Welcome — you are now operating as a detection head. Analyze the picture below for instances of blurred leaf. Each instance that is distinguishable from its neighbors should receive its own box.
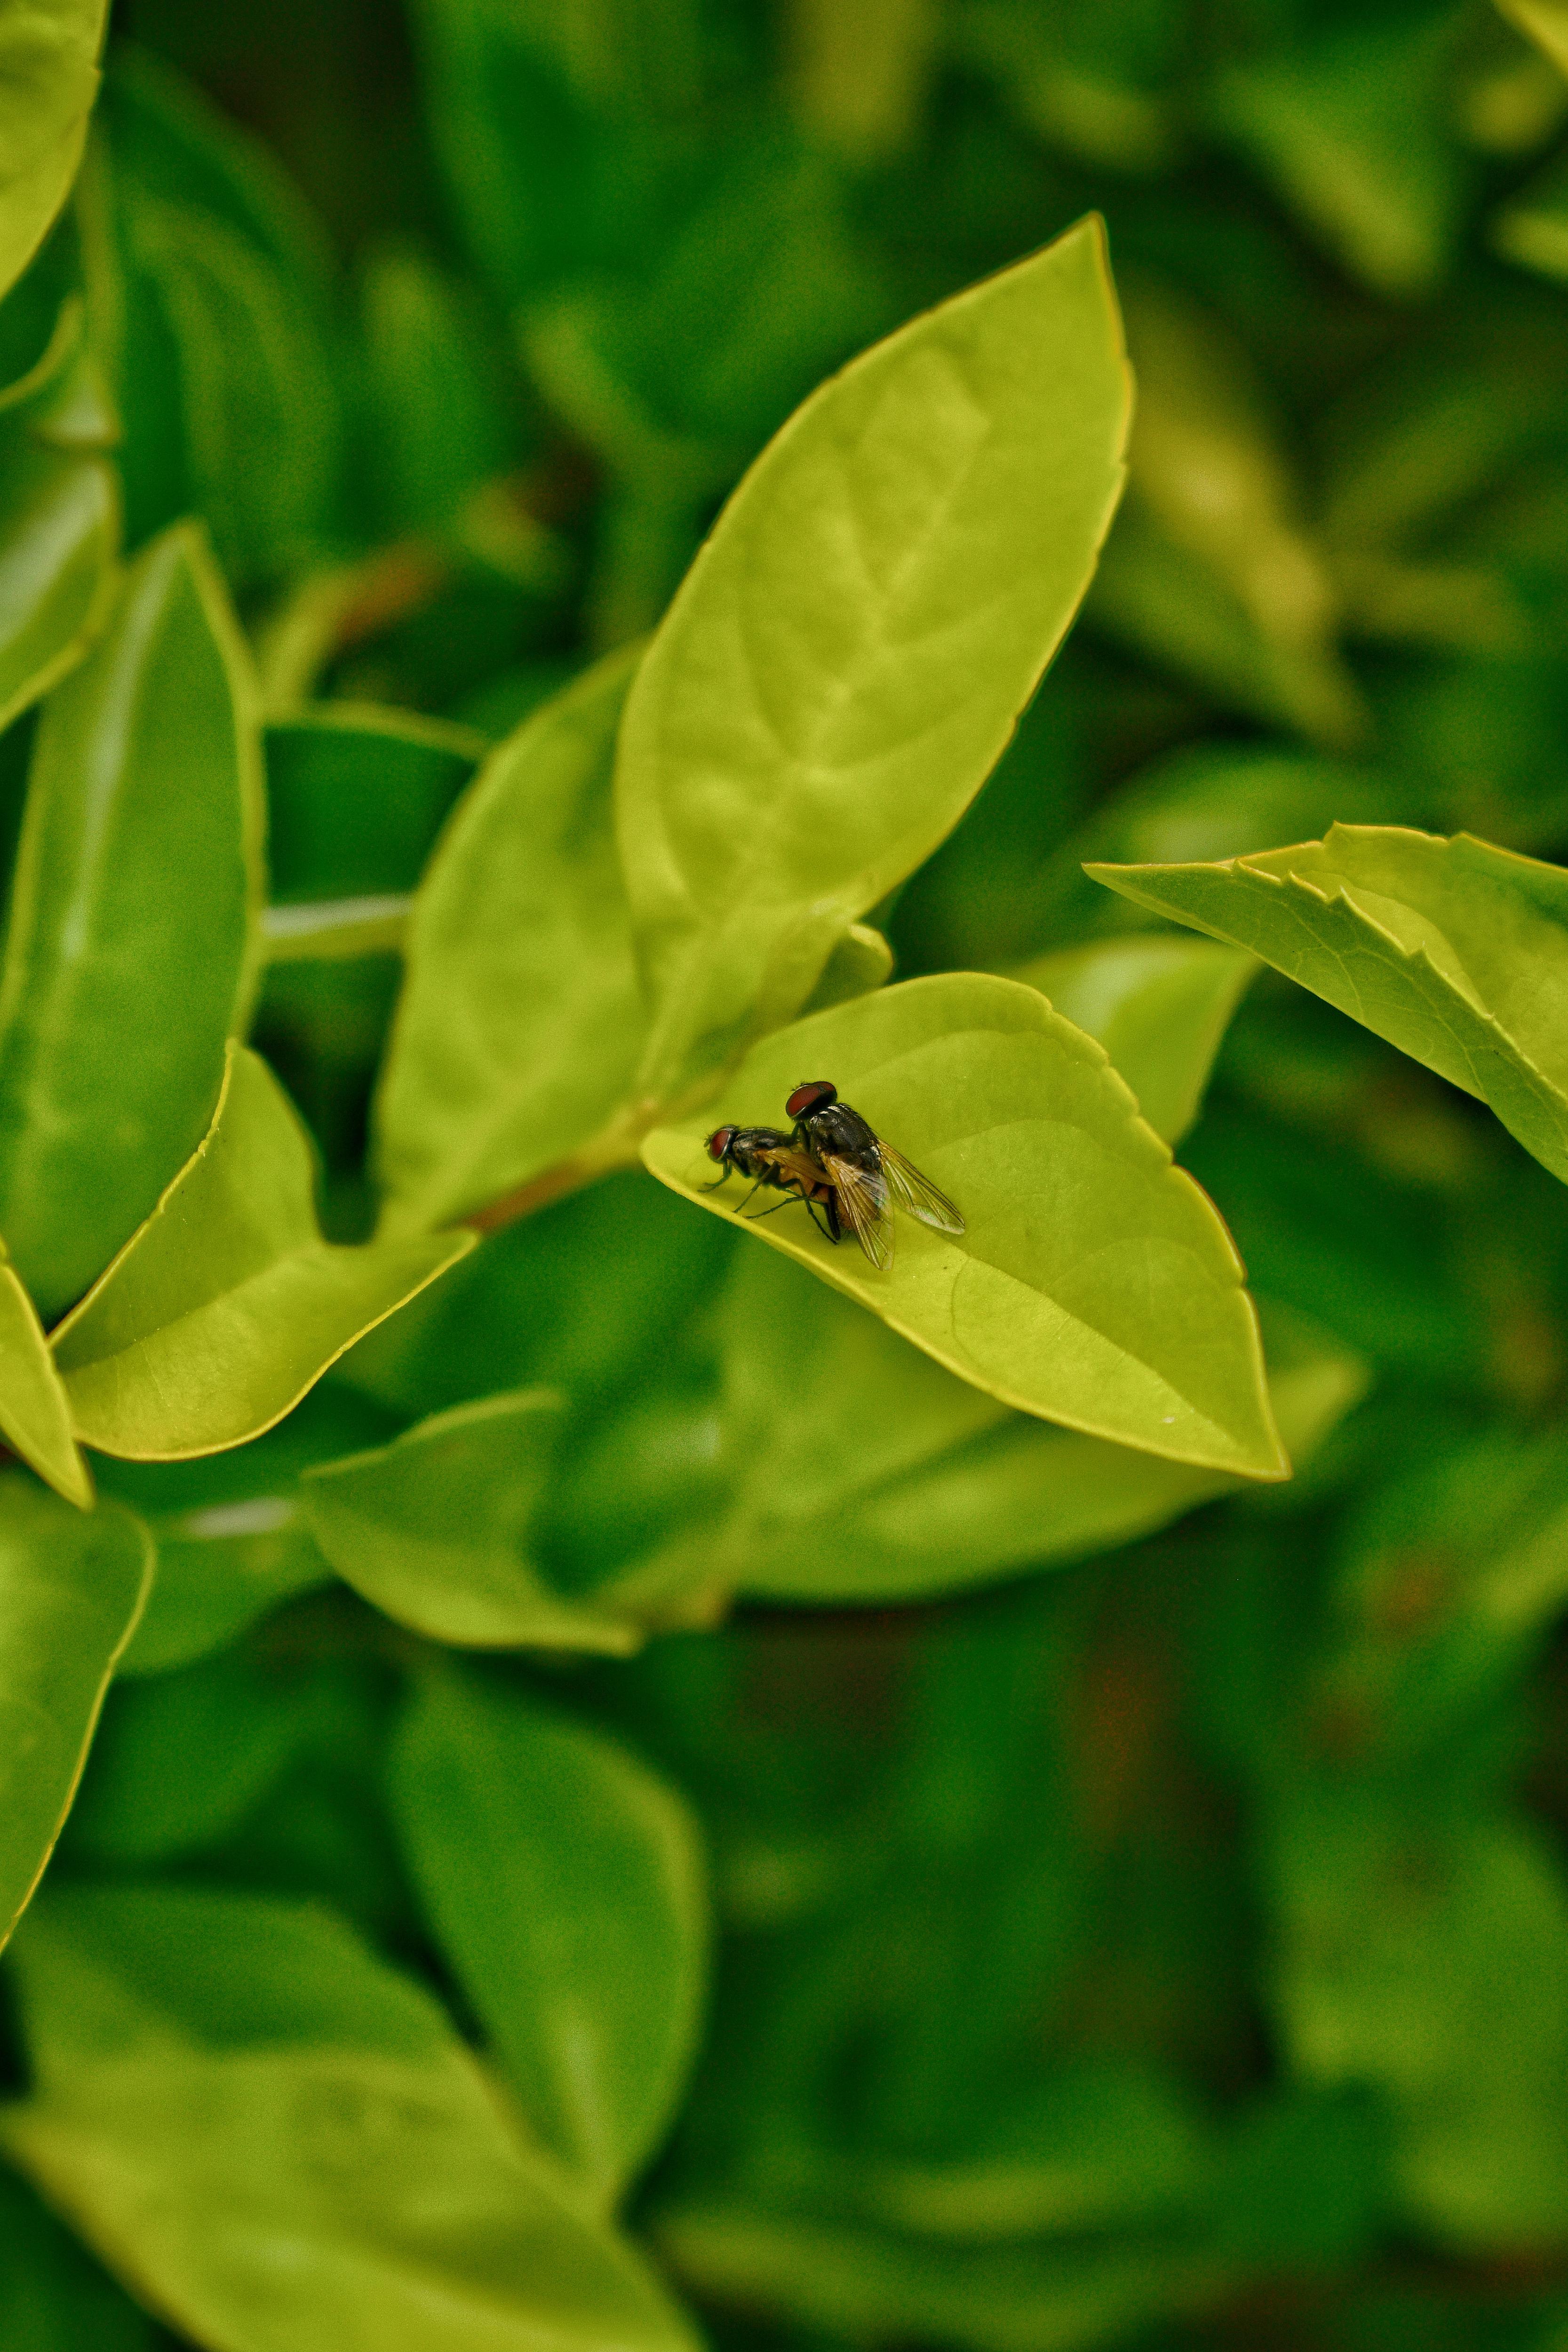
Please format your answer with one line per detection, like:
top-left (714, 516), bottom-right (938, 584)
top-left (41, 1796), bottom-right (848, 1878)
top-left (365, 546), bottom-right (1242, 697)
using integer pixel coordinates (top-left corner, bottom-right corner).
top-left (63, 1647), bottom-right (305, 1862)
top-left (1013, 937), bottom-right (1257, 1145)
top-left (266, 702), bottom-right (480, 897)
top-left (617, 216), bottom-right (1130, 1103)
top-left (103, 46), bottom-right (333, 306)
top-left (0, 0), bottom-right (106, 307)
top-left (801, 920), bottom-right (894, 1014)
top-left (261, 894), bottom-right (411, 962)
top-left (338, 1166), bottom-right (732, 1423)
top-left (391, 1670), bottom-right (708, 2201)
top-left (787, 0), bottom-right (936, 159)
top-left (634, 1247), bottom-right (1361, 1608)
top-left (99, 1386), bottom-right (386, 1677)
top-left (52, 1044), bottom-right (474, 1459)
top-left (1495, 147), bottom-right (1568, 278)
top-left (1208, 9), bottom-right (1474, 299)
top-left (0, 1233), bottom-right (88, 1504)
top-left (1497, 0), bottom-right (1568, 77)
top-left (655, 2202), bottom-right (1217, 2352)
top-left (0, 1474), bottom-right (149, 1948)
top-left (955, 0), bottom-right (1183, 172)
top-left (0, 437), bottom-right (116, 732)
top-left (2, 1882), bottom-right (701, 2352)
top-left (0, 522), bottom-right (261, 1320)
top-left (302, 1391), bottom-right (655, 1651)
top-left (1089, 824), bottom-right (1568, 1188)
top-left (645, 972), bottom-right (1286, 1477)
top-left (376, 648), bottom-right (643, 1233)
top-left (409, 0), bottom-right (705, 302)
top-left (0, 2161), bottom-right (158, 2350)
top-left (1270, 1798), bottom-right (1568, 2246)
top-left (119, 190), bottom-right (339, 586)
top-left (360, 243), bottom-right (513, 534)
top-left (1087, 275), bottom-right (1363, 746)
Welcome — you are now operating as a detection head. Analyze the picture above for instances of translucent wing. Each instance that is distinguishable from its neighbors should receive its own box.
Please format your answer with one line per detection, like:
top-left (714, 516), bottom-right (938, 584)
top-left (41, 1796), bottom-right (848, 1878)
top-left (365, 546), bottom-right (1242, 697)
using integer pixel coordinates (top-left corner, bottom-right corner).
top-left (880, 1144), bottom-right (965, 1235)
top-left (824, 1153), bottom-right (893, 1270)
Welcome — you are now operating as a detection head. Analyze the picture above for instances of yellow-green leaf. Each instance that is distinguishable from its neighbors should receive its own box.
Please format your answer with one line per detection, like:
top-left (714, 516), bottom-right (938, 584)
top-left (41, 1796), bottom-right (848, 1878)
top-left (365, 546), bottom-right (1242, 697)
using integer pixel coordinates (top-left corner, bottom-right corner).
top-left (1497, 0), bottom-right (1568, 80)
top-left (642, 973), bottom-right (1285, 1478)
top-left (616, 215), bottom-right (1130, 1101)
top-left (0, 437), bottom-right (116, 733)
top-left (0, 1233), bottom-right (88, 1504)
top-left (0, 0), bottom-right (108, 305)
top-left (0, 1476), bottom-right (149, 1949)
top-left (374, 648), bottom-right (646, 1235)
top-left (1013, 936), bottom-right (1257, 1146)
top-left (302, 1391), bottom-right (650, 1652)
top-left (1087, 825), bottom-right (1568, 1190)
top-left (2, 1882), bottom-right (701, 2352)
top-left (51, 1045), bottom-right (474, 1459)
top-left (391, 1672), bottom-right (708, 2202)
top-left (0, 521), bottom-right (262, 1319)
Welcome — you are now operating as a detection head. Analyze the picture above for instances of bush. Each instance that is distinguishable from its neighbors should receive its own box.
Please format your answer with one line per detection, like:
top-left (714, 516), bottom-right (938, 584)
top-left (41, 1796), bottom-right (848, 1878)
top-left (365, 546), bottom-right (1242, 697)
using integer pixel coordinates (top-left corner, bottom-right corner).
top-left (4, 1), bottom-right (1568, 2346)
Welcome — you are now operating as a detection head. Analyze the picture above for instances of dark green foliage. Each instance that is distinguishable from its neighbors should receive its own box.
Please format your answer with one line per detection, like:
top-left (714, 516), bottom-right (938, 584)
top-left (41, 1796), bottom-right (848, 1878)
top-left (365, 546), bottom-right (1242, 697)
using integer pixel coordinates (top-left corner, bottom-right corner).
top-left (4, 1), bottom-right (1568, 2347)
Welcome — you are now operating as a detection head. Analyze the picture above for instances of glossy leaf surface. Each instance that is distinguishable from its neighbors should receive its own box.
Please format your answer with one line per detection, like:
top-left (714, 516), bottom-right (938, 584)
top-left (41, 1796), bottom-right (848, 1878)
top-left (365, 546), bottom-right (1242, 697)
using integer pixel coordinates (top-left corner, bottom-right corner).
top-left (0, 439), bottom-right (116, 733)
top-left (1088, 825), bottom-right (1568, 1188)
top-left (0, 523), bottom-right (262, 1319)
top-left (1014, 938), bottom-right (1257, 1147)
top-left (0, 0), bottom-right (106, 304)
top-left (2, 1882), bottom-right (701, 2352)
top-left (52, 1046), bottom-right (473, 1459)
top-left (376, 648), bottom-right (644, 1233)
top-left (391, 1671), bottom-right (708, 2200)
top-left (0, 1235), bottom-right (88, 1504)
top-left (616, 215), bottom-right (1130, 1099)
top-left (644, 974), bottom-right (1285, 1477)
top-left (0, 1478), bottom-right (150, 1949)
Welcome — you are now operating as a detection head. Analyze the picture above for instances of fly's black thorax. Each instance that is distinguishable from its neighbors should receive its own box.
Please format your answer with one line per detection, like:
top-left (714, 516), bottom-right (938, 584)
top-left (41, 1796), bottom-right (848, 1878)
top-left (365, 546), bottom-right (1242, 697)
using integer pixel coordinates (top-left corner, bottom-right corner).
top-left (796, 1100), bottom-right (881, 1172)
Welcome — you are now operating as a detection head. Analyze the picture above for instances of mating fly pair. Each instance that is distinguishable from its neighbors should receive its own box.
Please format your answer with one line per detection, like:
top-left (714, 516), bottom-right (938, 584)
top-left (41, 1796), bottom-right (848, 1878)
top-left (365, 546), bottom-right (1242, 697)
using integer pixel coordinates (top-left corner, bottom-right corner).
top-left (705, 1082), bottom-right (964, 1271)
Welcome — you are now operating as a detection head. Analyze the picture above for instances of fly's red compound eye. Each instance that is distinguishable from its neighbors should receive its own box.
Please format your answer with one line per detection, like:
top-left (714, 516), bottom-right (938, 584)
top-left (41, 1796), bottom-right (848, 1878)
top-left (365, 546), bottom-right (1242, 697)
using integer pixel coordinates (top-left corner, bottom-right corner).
top-left (707, 1126), bottom-right (737, 1161)
top-left (786, 1081), bottom-right (837, 1120)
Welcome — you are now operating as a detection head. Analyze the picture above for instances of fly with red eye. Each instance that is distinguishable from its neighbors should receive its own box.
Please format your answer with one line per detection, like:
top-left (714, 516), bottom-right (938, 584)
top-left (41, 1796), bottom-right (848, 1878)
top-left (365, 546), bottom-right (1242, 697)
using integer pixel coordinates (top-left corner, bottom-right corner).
top-left (784, 1081), bottom-right (965, 1271)
top-left (703, 1123), bottom-right (842, 1244)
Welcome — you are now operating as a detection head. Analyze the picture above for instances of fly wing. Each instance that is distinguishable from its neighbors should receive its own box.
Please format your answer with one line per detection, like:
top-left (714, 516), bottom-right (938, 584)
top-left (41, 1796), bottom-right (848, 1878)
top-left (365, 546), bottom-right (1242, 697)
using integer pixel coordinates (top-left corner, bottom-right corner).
top-left (880, 1144), bottom-right (966, 1235)
top-left (825, 1152), bottom-right (893, 1270)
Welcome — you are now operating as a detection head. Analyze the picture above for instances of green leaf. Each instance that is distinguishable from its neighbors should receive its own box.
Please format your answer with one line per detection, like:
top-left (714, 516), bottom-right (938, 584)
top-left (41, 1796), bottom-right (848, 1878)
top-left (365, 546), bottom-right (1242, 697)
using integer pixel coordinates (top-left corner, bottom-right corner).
top-left (1494, 148), bottom-right (1568, 280)
top-left (0, 521), bottom-right (263, 1319)
top-left (631, 1246), bottom-right (1361, 1609)
top-left (0, 438), bottom-right (117, 733)
top-left (120, 188), bottom-right (340, 587)
top-left (51, 1044), bottom-right (474, 1459)
top-left (0, 2162), bottom-right (158, 2351)
top-left (1208, 14), bottom-right (1472, 299)
top-left (643, 973), bottom-right (1285, 1478)
top-left (0, 1232), bottom-right (88, 1505)
top-left (615, 215), bottom-right (1130, 1102)
top-left (390, 1670), bottom-right (708, 2201)
top-left (1086, 275), bottom-right (1364, 747)
top-left (301, 1391), bottom-right (650, 1651)
top-left (0, 1475), bottom-right (150, 1949)
top-left (1496, 0), bottom-right (1568, 79)
top-left (0, 1), bottom-right (107, 306)
top-left (1270, 1799), bottom-right (1568, 2247)
top-left (2, 1882), bottom-right (701, 2352)
top-left (266, 703), bottom-right (483, 898)
top-left (360, 243), bottom-right (514, 533)
top-left (1012, 938), bottom-right (1256, 1146)
top-left (654, 2203), bottom-right (1214, 2352)
top-left (375, 647), bottom-right (645, 1234)
top-left (1086, 824), bottom-right (1568, 1190)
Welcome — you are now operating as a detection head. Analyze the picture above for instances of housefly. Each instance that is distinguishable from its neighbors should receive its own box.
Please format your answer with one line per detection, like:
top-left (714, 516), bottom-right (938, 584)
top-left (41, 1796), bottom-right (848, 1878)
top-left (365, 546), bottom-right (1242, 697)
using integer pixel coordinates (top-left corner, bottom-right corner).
top-left (785, 1080), bottom-right (965, 1271)
top-left (704, 1124), bottom-right (843, 1244)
